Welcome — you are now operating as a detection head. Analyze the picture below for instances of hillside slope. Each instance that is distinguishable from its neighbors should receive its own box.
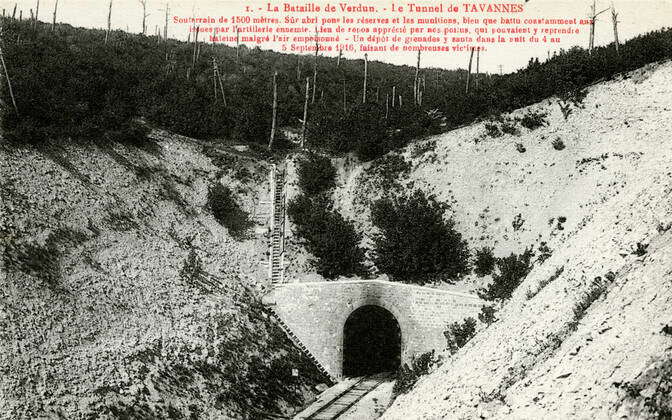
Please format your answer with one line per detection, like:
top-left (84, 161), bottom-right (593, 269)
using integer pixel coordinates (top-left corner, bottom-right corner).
top-left (0, 132), bottom-right (329, 419)
top-left (359, 62), bottom-right (672, 417)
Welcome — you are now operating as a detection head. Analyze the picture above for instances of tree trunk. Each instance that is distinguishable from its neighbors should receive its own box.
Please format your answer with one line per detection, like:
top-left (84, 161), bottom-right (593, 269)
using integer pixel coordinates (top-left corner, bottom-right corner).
top-left (140, 0), bottom-right (147, 34)
top-left (414, 50), bottom-right (421, 105)
top-left (475, 48), bottom-right (480, 89)
top-left (236, 28), bottom-right (240, 65)
top-left (385, 93), bottom-right (389, 119)
top-left (35, 0), bottom-right (39, 22)
top-left (0, 45), bottom-right (19, 116)
top-left (192, 28), bottom-right (199, 68)
top-left (268, 71), bottom-right (278, 150)
top-left (611, 4), bottom-right (620, 53)
top-left (12, 4), bottom-right (16, 19)
top-left (362, 53), bottom-right (368, 103)
top-left (465, 47), bottom-right (475, 93)
top-left (301, 77), bottom-right (309, 148)
top-left (105, 0), bottom-right (112, 45)
top-left (311, 27), bottom-right (318, 104)
top-left (337, 49), bottom-right (342, 67)
top-left (342, 79), bottom-right (346, 113)
top-left (51, 0), bottom-right (58, 30)
top-left (163, 2), bottom-right (169, 41)
top-left (392, 86), bottom-right (396, 107)
top-left (588, 0), bottom-right (595, 53)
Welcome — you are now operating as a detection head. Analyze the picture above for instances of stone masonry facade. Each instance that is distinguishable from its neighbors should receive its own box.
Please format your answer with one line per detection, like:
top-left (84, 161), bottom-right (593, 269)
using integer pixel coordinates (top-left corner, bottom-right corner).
top-left (263, 280), bottom-right (484, 379)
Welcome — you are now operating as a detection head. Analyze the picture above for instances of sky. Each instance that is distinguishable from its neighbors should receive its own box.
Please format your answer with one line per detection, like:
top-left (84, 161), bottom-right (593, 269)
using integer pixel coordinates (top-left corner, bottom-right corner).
top-left (1, 0), bottom-right (671, 72)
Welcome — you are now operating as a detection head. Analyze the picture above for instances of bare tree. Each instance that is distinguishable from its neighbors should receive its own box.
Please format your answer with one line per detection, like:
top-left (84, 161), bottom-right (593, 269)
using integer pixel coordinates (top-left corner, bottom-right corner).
top-left (32, 0), bottom-right (40, 30)
top-left (311, 27), bottom-right (318, 104)
top-left (163, 2), bottom-right (169, 41)
top-left (105, 0), bottom-right (112, 44)
top-left (268, 71), bottom-right (278, 150)
top-left (191, 27), bottom-right (199, 69)
top-left (301, 77), bottom-right (309, 148)
top-left (588, 0), bottom-right (610, 54)
top-left (0, 30), bottom-right (19, 116)
top-left (362, 53), bottom-right (368, 103)
top-left (212, 57), bottom-right (227, 105)
top-left (465, 47), bottom-right (475, 93)
top-left (611, 2), bottom-right (620, 53)
top-left (236, 28), bottom-right (240, 65)
top-left (475, 48), bottom-right (480, 89)
top-left (12, 4), bottom-right (16, 19)
top-left (138, 0), bottom-right (149, 34)
top-left (414, 50), bottom-right (421, 105)
top-left (337, 49), bottom-right (342, 67)
top-left (51, 0), bottom-right (58, 31)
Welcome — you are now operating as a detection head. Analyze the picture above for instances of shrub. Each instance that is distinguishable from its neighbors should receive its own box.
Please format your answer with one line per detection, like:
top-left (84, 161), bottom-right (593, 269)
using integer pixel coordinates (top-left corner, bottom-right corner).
top-left (484, 123), bottom-right (502, 138)
top-left (478, 306), bottom-right (498, 326)
top-left (473, 247), bottom-right (495, 277)
top-left (501, 122), bottom-right (519, 136)
top-left (208, 184), bottom-right (253, 240)
top-left (180, 249), bottom-right (205, 286)
top-left (297, 153), bottom-right (336, 196)
top-left (537, 242), bottom-right (552, 264)
top-left (519, 110), bottom-right (548, 130)
top-left (569, 276), bottom-right (609, 330)
top-left (370, 190), bottom-right (470, 284)
top-left (552, 138), bottom-right (566, 150)
top-left (515, 143), bottom-right (526, 153)
top-left (368, 153), bottom-right (412, 189)
top-left (444, 317), bottom-right (477, 354)
top-left (287, 194), bottom-right (366, 279)
top-left (478, 247), bottom-right (534, 301)
top-left (526, 265), bottom-right (564, 300)
top-left (411, 139), bottom-right (437, 158)
top-left (393, 350), bottom-right (439, 396)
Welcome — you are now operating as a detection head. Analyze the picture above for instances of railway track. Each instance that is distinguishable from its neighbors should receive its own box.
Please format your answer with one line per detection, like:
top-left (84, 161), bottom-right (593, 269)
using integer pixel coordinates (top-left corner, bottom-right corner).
top-left (302, 373), bottom-right (392, 420)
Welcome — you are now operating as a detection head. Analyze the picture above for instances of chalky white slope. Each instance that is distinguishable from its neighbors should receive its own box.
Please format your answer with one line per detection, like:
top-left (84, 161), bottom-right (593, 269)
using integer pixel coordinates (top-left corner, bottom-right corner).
top-left (347, 62), bottom-right (672, 418)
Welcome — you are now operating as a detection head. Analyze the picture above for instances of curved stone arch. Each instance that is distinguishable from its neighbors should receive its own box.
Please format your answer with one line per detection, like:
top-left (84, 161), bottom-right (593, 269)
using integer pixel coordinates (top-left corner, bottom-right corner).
top-left (334, 297), bottom-right (419, 378)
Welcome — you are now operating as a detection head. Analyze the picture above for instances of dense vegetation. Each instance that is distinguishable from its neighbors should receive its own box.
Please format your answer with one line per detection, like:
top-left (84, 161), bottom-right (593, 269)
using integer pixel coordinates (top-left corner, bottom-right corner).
top-left (444, 317), bottom-right (477, 354)
top-left (207, 184), bottom-right (253, 240)
top-left (288, 154), bottom-right (365, 279)
top-left (2, 18), bottom-right (672, 161)
top-left (393, 350), bottom-right (440, 396)
top-left (478, 248), bottom-right (534, 301)
top-left (370, 190), bottom-right (470, 284)
top-left (296, 153), bottom-right (337, 195)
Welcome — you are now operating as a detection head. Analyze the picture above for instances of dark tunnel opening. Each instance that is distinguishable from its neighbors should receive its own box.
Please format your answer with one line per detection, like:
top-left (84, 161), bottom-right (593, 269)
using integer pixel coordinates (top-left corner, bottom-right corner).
top-left (343, 305), bottom-right (401, 377)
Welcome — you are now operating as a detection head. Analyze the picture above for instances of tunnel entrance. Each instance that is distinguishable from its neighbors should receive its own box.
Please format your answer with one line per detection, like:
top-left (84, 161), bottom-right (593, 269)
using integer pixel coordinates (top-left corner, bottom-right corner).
top-left (343, 305), bottom-right (401, 377)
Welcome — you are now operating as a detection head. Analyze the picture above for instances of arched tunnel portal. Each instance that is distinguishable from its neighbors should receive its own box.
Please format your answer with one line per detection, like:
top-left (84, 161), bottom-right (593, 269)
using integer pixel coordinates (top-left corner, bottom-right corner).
top-left (342, 305), bottom-right (401, 377)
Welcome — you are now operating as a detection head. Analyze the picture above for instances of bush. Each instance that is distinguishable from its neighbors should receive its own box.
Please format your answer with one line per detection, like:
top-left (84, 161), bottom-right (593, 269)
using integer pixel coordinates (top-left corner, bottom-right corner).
top-left (287, 194), bottom-right (366, 279)
top-left (552, 138), bottom-right (566, 150)
top-left (393, 350), bottom-right (439, 396)
top-left (519, 110), bottom-right (548, 130)
top-left (297, 153), bottom-right (336, 196)
top-left (478, 306), bottom-right (498, 325)
top-left (370, 190), bottom-right (470, 283)
top-left (368, 153), bottom-right (412, 189)
top-left (484, 123), bottom-right (502, 138)
top-left (473, 247), bottom-right (495, 277)
top-left (478, 248), bottom-right (534, 301)
top-left (569, 276), bottom-right (609, 330)
top-left (208, 184), bottom-right (253, 240)
top-left (444, 317), bottom-right (477, 354)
